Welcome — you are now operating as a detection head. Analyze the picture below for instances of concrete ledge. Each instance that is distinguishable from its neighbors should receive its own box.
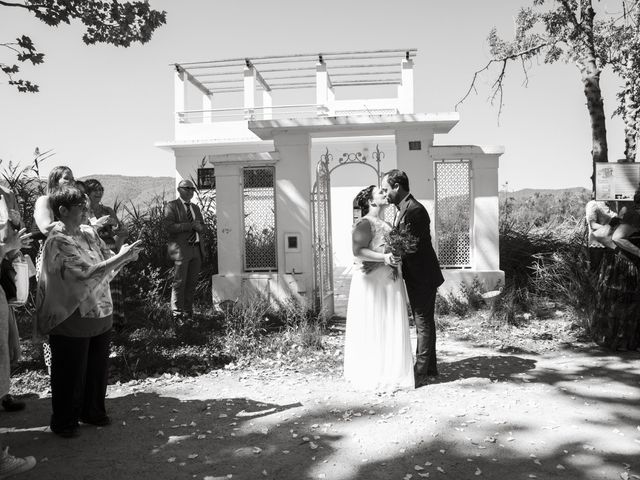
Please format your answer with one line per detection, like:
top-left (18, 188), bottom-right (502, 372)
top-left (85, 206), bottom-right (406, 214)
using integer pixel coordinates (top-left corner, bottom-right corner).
top-left (211, 273), bottom-right (307, 308)
top-left (440, 269), bottom-right (504, 297)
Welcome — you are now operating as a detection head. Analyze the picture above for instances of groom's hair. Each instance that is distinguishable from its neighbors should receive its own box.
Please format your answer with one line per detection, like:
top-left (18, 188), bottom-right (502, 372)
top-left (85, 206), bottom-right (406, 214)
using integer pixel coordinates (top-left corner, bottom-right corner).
top-left (354, 185), bottom-right (376, 216)
top-left (385, 169), bottom-right (410, 191)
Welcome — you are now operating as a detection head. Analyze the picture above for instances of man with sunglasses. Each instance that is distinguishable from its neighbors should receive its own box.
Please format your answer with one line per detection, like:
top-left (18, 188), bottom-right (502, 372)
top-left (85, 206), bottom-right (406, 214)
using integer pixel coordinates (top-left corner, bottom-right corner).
top-left (163, 179), bottom-right (207, 321)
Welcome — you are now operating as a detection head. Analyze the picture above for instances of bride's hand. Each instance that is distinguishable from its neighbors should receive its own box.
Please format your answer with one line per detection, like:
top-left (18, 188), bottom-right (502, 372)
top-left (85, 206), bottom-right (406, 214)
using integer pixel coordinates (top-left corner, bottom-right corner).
top-left (383, 253), bottom-right (398, 267)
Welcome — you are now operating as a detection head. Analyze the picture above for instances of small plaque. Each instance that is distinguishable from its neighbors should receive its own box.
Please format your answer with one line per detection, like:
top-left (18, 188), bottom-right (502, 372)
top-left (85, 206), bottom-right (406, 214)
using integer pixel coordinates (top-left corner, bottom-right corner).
top-left (287, 236), bottom-right (298, 249)
top-left (408, 141), bottom-right (422, 151)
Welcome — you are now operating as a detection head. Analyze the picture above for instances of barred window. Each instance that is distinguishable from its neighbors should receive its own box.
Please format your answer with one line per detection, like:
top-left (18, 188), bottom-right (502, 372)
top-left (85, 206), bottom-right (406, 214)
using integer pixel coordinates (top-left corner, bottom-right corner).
top-left (243, 167), bottom-right (277, 271)
top-left (197, 168), bottom-right (216, 190)
top-left (434, 160), bottom-right (472, 268)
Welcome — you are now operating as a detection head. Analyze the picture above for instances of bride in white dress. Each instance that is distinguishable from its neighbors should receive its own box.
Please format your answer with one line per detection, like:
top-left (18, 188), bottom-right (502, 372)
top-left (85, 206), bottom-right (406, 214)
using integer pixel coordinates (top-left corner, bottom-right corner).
top-left (343, 185), bottom-right (415, 391)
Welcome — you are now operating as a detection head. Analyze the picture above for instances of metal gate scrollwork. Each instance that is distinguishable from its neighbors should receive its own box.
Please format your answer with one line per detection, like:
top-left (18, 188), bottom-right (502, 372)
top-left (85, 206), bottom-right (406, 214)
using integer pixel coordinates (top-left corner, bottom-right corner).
top-left (310, 145), bottom-right (386, 317)
top-left (311, 150), bottom-right (334, 317)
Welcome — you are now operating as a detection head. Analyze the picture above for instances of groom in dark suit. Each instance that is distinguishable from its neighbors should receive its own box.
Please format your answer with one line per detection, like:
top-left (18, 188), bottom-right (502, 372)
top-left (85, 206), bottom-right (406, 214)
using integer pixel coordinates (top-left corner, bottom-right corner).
top-left (382, 169), bottom-right (444, 387)
top-left (163, 179), bottom-right (207, 320)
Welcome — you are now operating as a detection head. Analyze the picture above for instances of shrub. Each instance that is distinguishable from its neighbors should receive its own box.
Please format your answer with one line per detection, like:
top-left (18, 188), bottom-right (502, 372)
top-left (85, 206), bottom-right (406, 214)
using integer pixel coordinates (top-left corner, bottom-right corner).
top-left (491, 215), bottom-right (594, 327)
top-left (221, 295), bottom-right (272, 359)
top-left (435, 277), bottom-right (486, 319)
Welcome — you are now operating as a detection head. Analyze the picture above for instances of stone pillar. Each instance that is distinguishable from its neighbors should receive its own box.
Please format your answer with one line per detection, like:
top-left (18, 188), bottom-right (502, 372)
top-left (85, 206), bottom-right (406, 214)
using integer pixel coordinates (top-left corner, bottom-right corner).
top-left (395, 127), bottom-right (435, 199)
top-left (215, 163), bottom-right (244, 276)
top-left (262, 90), bottom-right (273, 120)
top-left (273, 133), bottom-right (313, 295)
top-left (397, 59), bottom-right (414, 114)
top-left (202, 92), bottom-right (213, 123)
top-left (174, 67), bottom-right (186, 128)
top-left (316, 62), bottom-right (330, 116)
top-left (244, 66), bottom-right (256, 120)
top-left (395, 127), bottom-right (436, 237)
top-left (472, 155), bottom-right (500, 271)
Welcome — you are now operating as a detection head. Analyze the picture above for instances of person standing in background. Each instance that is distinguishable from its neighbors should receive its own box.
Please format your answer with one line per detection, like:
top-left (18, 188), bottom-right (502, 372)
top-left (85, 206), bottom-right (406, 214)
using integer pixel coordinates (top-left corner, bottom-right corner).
top-left (85, 179), bottom-right (129, 327)
top-left (0, 184), bottom-right (36, 476)
top-left (163, 179), bottom-right (206, 321)
top-left (585, 194), bottom-right (617, 272)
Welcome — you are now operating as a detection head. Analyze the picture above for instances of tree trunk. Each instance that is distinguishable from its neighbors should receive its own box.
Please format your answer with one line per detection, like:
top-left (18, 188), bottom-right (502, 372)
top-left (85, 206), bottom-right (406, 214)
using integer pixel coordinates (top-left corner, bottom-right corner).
top-left (622, 70), bottom-right (639, 162)
top-left (578, 55), bottom-right (608, 191)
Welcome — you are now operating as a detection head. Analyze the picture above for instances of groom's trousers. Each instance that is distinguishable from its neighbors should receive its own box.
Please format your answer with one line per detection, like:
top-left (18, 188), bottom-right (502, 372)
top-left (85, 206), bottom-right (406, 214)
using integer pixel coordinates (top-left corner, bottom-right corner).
top-left (406, 285), bottom-right (438, 379)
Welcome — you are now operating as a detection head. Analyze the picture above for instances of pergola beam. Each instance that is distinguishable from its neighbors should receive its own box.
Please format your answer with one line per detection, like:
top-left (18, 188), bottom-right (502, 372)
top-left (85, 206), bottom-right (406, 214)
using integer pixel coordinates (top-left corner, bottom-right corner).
top-left (245, 59), bottom-right (271, 92)
top-left (174, 64), bottom-right (211, 96)
top-left (174, 48), bottom-right (416, 68)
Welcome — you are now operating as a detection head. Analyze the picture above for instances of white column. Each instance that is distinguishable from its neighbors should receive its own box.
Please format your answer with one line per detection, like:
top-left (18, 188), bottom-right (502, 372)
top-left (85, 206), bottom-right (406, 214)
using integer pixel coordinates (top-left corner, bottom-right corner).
top-left (262, 90), bottom-right (273, 120)
top-left (327, 84), bottom-right (335, 116)
top-left (244, 66), bottom-right (256, 120)
top-left (215, 163), bottom-right (244, 276)
top-left (472, 156), bottom-right (500, 271)
top-left (174, 67), bottom-right (186, 126)
top-left (202, 92), bottom-right (213, 123)
top-left (316, 62), bottom-right (329, 116)
top-left (397, 59), bottom-right (414, 114)
top-left (273, 133), bottom-right (313, 296)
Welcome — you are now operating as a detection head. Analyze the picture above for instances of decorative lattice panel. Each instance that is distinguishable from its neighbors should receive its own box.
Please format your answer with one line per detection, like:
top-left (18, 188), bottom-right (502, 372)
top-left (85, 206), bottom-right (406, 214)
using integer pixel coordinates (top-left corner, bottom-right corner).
top-left (434, 161), bottom-right (472, 267)
top-left (243, 167), bottom-right (277, 271)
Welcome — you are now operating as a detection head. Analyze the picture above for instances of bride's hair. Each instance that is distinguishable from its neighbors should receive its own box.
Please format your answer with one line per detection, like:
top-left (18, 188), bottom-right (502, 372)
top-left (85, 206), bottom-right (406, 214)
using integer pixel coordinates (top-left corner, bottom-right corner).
top-left (354, 185), bottom-right (376, 216)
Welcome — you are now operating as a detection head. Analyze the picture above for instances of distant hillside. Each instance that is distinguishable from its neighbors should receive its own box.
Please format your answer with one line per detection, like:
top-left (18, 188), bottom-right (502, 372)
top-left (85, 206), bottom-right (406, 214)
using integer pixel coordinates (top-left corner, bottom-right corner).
top-left (78, 174), bottom-right (174, 209)
top-left (502, 186), bottom-right (590, 200)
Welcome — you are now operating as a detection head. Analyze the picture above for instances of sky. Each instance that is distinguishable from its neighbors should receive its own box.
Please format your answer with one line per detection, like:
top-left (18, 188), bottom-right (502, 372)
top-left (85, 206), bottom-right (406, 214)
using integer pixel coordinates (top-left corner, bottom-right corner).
top-left (0, 0), bottom-right (629, 191)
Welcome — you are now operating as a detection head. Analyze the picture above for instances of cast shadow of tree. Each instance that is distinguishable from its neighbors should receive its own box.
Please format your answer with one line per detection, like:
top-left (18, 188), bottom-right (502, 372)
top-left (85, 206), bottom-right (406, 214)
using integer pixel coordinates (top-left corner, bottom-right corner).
top-left (352, 433), bottom-right (639, 480)
top-left (2, 393), bottom-right (394, 480)
top-left (430, 354), bottom-right (537, 385)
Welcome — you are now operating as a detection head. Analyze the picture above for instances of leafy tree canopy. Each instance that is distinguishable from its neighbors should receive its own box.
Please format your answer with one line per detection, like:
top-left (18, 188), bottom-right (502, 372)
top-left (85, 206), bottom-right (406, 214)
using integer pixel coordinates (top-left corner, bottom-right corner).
top-left (0, 0), bottom-right (166, 92)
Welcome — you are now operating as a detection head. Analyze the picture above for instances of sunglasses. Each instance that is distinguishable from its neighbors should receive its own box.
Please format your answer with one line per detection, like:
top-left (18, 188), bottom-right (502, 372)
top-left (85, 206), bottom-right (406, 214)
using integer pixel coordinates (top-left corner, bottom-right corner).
top-left (179, 186), bottom-right (196, 191)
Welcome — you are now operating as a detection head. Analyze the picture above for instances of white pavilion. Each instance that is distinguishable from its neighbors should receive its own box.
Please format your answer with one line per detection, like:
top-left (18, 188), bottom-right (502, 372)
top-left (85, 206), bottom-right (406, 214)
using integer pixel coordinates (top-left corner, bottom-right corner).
top-left (156, 49), bottom-right (504, 316)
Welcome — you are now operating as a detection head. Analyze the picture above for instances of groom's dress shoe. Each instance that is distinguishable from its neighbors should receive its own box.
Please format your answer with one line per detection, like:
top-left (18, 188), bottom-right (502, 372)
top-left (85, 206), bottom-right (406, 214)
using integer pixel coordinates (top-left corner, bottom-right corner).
top-left (415, 375), bottom-right (439, 388)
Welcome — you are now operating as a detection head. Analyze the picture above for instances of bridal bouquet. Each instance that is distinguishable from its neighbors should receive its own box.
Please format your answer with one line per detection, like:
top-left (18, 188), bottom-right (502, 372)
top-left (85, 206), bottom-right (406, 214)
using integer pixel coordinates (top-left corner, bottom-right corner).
top-left (361, 224), bottom-right (419, 279)
top-left (384, 224), bottom-right (419, 280)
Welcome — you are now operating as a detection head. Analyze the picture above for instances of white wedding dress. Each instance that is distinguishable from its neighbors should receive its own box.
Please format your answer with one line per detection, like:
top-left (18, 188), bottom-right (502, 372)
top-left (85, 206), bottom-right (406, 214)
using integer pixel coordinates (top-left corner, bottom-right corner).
top-left (343, 216), bottom-right (415, 391)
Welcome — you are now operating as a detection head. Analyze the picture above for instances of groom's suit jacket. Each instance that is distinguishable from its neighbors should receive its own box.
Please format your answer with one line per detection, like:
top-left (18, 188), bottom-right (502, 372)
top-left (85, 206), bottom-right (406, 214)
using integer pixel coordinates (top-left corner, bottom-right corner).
top-left (395, 194), bottom-right (444, 292)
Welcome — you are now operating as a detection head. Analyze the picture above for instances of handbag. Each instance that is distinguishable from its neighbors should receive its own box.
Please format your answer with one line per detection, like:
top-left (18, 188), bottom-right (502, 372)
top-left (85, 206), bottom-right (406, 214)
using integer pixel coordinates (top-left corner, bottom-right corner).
top-left (0, 253), bottom-right (31, 306)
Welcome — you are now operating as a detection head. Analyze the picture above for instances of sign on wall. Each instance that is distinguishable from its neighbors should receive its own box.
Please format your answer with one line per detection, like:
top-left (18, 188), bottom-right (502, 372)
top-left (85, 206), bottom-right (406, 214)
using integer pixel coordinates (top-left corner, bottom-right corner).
top-left (595, 162), bottom-right (640, 201)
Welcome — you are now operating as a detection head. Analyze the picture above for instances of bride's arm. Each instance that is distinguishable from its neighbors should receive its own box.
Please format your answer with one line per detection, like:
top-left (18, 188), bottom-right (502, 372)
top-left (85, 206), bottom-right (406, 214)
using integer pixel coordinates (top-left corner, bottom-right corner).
top-left (352, 219), bottom-right (393, 264)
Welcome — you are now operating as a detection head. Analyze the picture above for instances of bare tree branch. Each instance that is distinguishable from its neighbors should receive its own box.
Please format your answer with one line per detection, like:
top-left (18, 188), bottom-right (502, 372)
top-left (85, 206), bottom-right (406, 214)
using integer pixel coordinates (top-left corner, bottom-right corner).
top-left (455, 42), bottom-right (549, 112)
top-left (0, 1), bottom-right (45, 9)
top-left (0, 41), bottom-right (21, 55)
top-left (520, 56), bottom-right (531, 88)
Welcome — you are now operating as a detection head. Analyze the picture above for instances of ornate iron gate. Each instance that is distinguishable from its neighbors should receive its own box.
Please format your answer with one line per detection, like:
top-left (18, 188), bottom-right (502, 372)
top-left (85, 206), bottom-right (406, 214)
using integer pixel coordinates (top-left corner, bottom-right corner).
top-left (311, 151), bottom-right (334, 317)
top-left (310, 145), bottom-right (387, 317)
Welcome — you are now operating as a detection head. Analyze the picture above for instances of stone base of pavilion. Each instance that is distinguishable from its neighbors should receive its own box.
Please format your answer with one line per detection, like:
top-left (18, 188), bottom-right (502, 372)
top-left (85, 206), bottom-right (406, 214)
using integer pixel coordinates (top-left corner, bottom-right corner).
top-left (210, 268), bottom-right (504, 315)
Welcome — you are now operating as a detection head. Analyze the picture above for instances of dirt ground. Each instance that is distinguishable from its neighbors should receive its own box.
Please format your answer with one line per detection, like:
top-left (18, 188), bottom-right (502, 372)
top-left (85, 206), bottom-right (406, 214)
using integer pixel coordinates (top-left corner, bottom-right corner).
top-left (2, 324), bottom-right (640, 480)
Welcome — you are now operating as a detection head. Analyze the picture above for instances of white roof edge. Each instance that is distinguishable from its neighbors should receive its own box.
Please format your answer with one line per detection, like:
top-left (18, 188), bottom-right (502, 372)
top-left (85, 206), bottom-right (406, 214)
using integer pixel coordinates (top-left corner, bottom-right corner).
top-left (208, 151), bottom-right (280, 163)
top-left (430, 144), bottom-right (505, 155)
top-left (154, 139), bottom-right (273, 150)
top-left (249, 112), bottom-right (460, 139)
